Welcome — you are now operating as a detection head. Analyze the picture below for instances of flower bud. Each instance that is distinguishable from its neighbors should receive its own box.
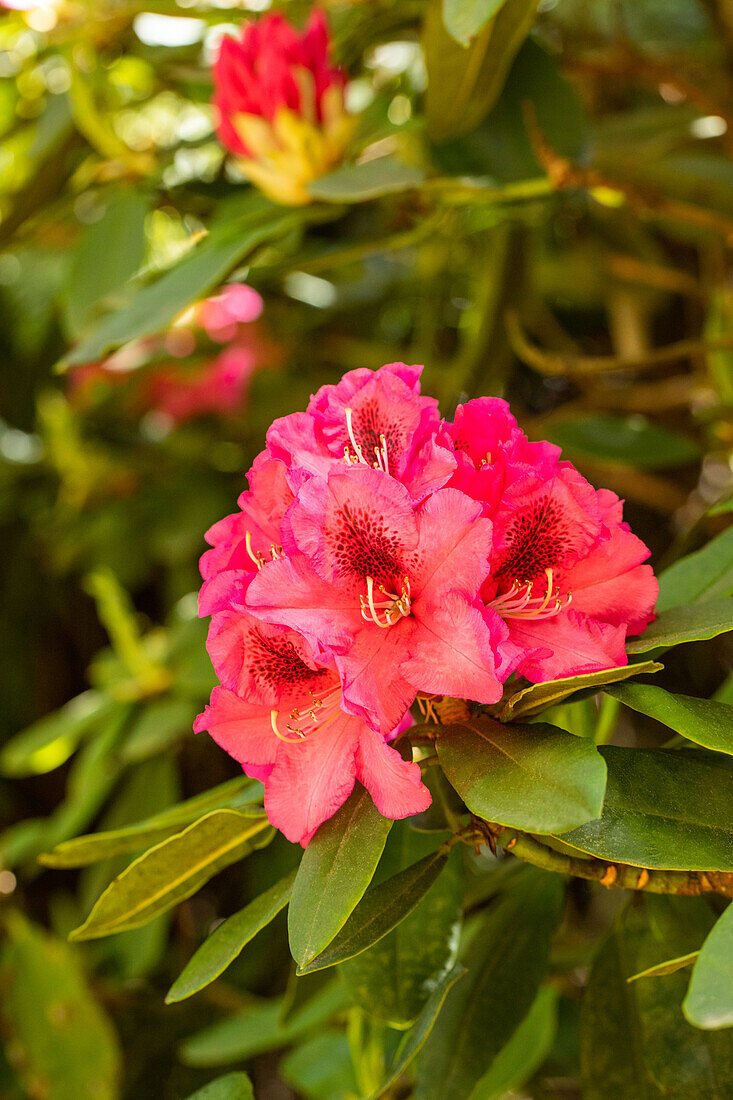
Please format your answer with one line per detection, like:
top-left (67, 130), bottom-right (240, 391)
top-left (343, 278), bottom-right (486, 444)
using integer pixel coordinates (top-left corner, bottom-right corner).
top-left (212, 10), bottom-right (354, 205)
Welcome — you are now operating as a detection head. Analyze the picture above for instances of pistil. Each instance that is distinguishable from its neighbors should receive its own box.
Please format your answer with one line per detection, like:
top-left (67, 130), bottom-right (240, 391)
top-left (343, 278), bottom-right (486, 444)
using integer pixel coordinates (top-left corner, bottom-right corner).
top-left (270, 683), bottom-right (341, 743)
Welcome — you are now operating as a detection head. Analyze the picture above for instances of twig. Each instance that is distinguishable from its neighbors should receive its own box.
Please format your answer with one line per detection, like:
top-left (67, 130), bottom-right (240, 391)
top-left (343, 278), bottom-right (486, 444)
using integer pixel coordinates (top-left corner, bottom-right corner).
top-left (506, 309), bottom-right (733, 376)
top-left (475, 821), bottom-right (733, 898)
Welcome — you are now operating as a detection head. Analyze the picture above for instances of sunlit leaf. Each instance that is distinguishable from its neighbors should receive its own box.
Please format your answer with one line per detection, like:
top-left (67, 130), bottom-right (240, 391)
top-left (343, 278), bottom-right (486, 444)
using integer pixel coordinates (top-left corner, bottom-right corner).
top-left (500, 660), bottom-right (663, 721)
top-left (308, 159), bottom-right (426, 202)
top-left (69, 810), bottom-right (272, 940)
top-left (656, 526), bottom-right (733, 612)
top-left (437, 716), bottom-right (606, 833)
top-left (442, 0), bottom-right (509, 45)
top-left (627, 598), bottom-right (733, 653)
top-left (185, 1073), bottom-right (254, 1100)
top-left (606, 682), bottom-right (733, 755)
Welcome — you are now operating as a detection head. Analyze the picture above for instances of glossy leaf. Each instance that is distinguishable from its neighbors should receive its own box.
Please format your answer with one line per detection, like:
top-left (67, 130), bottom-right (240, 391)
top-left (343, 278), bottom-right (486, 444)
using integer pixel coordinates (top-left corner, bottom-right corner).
top-left (180, 981), bottom-right (347, 1067)
top-left (372, 965), bottom-right (467, 1098)
top-left (684, 904), bottom-right (733, 1029)
top-left (340, 830), bottom-right (463, 1026)
top-left (425, 0), bottom-right (539, 141)
top-left (166, 870), bottom-right (296, 1003)
top-left (308, 159), bottom-right (425, 202)
top-left (437, 716), bottom-right (606, 833)
top-left (442, 0), bottom-right (507, 45)
top-left (626, 598), bottom-right (733, 653)
top-left (185, 1073), bottom-right (254, 1100)
top-left (468, 986), bottom-right (557, 1099)
top-left (61, 203), bottom-right (308, 368)
top-left (297, 843), bottom-right (451, 975)
top-left (558, 746), bottom-right (733, 870)
top-left (606, 682), bottom-right (733, 755)
top-left (656, 526), bottom-right (733, 612)
top-left (0, 913), bottom-right (121, 1100)
top-left (581, 896), bottom-right (733, 1097)
top-left (415, 871), bottom-right (563, 1100)
top-left (545, 415), bottom-right (700, 469)
top-left (288, 785), bottom-right (393, 967)
top-left (40, 776), bottom-right (260, 867)
top-left (69, 810), bottom-right (272, 940)
top-left (500, 660), bottom-right (663, 721)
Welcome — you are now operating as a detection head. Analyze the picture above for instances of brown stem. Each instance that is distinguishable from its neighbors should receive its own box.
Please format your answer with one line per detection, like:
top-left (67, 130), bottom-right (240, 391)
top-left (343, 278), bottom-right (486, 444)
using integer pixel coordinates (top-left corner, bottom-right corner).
top-left (506, 308), bottom-right (733, 376)
top-left (474, 821), bottom-right (733, 898)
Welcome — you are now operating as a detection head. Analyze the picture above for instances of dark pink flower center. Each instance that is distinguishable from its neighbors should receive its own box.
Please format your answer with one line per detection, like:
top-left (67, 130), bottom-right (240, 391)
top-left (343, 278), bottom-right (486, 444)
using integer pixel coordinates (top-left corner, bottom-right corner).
top-left (494, 497), bottom-right (571, 585)
top-left (249, 628), bottom-right (326, 695)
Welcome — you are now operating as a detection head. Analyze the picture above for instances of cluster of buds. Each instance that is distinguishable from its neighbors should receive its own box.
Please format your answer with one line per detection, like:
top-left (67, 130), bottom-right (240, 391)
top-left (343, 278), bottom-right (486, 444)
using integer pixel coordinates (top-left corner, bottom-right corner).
top-left (212, 11), bottom-right (354, 205)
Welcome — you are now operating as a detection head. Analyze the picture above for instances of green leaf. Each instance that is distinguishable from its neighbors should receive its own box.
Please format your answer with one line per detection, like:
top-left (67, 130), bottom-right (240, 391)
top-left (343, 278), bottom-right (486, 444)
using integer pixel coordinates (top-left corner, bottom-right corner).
top-left (424, 0), bottom-right (540, 141)
top-left (308, 159), bottom-right (426, 203)
top-left (684, 904), bottom-right (733, 1029)
top-left (69, 810), bottom-right (272, 940)
top-left (288, 785), bottom-right (393, 967)
top-left (185, 1073), bottom-right (254, 1100)
top-left (281, 1033), bottom-right (359, 1100)
top-left (0, 691), bottom-right (115, 777)
top-left (627, 598), bottom-right (733, 653)
top-left (64, 189), bottom-right (149, 340)
top-left (558, 746), bottom-right (733, 871)
top-left (119, 696), bottom-right (200, 763)
top-left (40, 775), bottom-right (260, 867)
top-left (545, 415), bottom-right (700, 469)
top-left (166, 870), bottom-right (296, 1003)
top-left (0, 913), bottom-right (121, 1100)
top-left (443, 0), bottom-right (508, 45)
top-left (500, 660), bottom-right (663, 721)
top-left (627, 953), bottom-right (700, 983)
top-left (60, 202), bottom-right (309, 368)
top-left (340, 831), bottom-right (464, 1026)
top-left (468, 986), bottom-right (557, 1099)
top-left (297, 844), bottom-right (451, 975)
top-left (581, 896), bottom-right (733, 1097)
top-left (415, 871), bottom-right (563, 1100)
top-left (656, 526), bottom-right (733, 612)
top-left (372, 965), bottom-right (467, 1098)
top-left (180, 981), bottom-right (347, 1067)
top-left (437, 716), bottom-right (607, 833)
top-left (606, 682), bottom-right (733, 755)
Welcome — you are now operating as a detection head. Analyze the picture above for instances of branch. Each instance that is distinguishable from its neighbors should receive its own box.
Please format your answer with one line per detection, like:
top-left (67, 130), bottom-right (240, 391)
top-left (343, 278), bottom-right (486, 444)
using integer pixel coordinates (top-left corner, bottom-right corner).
top-left (505, 309), bottom-right (733, 377)
top-left (476, 821), bottom-right (733, 899)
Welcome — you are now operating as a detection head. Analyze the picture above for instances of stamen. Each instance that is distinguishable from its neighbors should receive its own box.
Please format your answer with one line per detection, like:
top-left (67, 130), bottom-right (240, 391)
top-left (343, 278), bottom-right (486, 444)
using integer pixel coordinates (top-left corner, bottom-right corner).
top-left (344, 408), bottom-right (365, 464)
top-left (245, 530), bottom-right (266, 571)
top-left (489, 568), bottom-right (570, 621)
top-left (270, 708), bottom-right (305, 743)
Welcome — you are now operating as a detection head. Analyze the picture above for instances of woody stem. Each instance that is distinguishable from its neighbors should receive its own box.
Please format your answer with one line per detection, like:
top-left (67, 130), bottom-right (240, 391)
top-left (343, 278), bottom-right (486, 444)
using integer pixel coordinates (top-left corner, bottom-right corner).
top-left (476, 821), bottom-right (733, 899)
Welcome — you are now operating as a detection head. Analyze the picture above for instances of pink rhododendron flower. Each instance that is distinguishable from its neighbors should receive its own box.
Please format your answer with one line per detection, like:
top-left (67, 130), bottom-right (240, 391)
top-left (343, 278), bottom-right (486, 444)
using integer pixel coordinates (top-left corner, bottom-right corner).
top-left (478, 461), bottom-right (658, 681)
top-left (196, 363), bottom-right (658, 844)
top-left (246, 465), bottom-right (507, 734)
top-left (267, 362), bottom-right (456, 501)
top-left (213, 10), bottom-right (354, 205)
top-left (194, 615), bottom-right (430, 845)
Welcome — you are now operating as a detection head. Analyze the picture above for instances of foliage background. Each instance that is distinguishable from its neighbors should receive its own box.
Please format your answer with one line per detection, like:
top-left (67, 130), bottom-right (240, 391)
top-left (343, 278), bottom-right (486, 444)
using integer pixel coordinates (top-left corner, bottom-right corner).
top-left (1, 0), bottom-right (733, 1097)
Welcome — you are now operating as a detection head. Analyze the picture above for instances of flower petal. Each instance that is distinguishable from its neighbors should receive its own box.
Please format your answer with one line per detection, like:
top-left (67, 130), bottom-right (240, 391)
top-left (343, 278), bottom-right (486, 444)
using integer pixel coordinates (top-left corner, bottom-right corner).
top-left (404, 594), bottom-right (504, 704)
top-left (508, 609), bottom-right (627, 682)
top-left (356, 727), bottom-right (431, 820)
top-left (194, 686), bottom-right (277, 768)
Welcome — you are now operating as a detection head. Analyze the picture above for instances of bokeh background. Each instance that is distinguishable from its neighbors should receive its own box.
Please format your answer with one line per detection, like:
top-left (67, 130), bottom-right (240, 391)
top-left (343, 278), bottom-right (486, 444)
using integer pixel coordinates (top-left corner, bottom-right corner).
top-left (1, 0), bottom-right (732, 1096)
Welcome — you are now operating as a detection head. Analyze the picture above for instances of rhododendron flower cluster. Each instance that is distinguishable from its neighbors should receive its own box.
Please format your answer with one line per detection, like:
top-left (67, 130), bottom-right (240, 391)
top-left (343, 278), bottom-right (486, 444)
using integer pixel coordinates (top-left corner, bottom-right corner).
top-left (212, 11), bottom-right (354, 206)
top-left (196, 363), bottom-right (658, 844)
top-left (69, 284), bottom-right (279, 426)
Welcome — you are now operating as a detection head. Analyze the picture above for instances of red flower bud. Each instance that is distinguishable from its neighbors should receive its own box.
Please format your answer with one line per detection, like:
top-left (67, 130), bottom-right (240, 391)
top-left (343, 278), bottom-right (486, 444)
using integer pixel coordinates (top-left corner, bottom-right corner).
top-left (212, 11), bottom-right (353, 205)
